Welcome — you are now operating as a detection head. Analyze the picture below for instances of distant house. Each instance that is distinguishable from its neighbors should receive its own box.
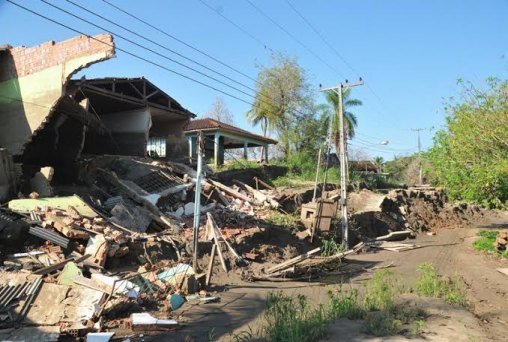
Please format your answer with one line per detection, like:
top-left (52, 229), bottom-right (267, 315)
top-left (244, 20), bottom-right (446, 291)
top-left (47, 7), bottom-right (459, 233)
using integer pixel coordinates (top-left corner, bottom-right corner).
top-left (183, 118), bottom-right (277, 166)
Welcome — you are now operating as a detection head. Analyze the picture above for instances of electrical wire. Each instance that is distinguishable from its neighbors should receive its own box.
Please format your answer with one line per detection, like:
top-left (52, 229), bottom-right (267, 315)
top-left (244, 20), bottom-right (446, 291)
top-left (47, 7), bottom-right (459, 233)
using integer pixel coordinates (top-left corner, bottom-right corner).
top-left (65, 0), bottom-right (255, 94)
top-left (101, 0), bottom-right (260, 85)
top-left (197, 0), bottom-right (274, 54)
top-left (40, 0), bottom-right (257, 101)
top-left (244, 0), bottom-right (345, 78)
top-left (6, 0), bottom-right (253, 106)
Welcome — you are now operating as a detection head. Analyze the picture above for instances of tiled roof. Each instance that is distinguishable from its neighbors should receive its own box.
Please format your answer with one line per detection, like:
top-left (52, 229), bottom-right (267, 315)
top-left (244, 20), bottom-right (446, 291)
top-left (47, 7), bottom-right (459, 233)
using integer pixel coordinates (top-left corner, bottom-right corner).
top-left (184, 118), bottom-right (277, 144)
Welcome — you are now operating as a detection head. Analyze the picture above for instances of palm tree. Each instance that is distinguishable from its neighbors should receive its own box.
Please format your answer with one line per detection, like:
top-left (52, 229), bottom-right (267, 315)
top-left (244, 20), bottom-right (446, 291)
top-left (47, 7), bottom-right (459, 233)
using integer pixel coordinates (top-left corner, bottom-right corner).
top-left (373, 156), bottom-right (384, 173)
top-left (325, 88), bottom-right (362, 152)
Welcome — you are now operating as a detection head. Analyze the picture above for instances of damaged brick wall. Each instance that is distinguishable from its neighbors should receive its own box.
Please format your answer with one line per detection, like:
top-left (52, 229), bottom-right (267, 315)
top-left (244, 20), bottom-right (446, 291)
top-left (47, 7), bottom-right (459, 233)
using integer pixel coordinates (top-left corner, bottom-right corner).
top-left (0, 34), bottom-right (115, 157)
top-left (0, 34), bottom-right (114, 82)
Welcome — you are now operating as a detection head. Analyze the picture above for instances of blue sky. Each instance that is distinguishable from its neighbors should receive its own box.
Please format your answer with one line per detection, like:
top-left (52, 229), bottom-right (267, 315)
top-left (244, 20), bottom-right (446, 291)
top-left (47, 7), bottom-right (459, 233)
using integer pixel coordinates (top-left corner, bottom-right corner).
top-left (1, 0), bottom-right (507, 160)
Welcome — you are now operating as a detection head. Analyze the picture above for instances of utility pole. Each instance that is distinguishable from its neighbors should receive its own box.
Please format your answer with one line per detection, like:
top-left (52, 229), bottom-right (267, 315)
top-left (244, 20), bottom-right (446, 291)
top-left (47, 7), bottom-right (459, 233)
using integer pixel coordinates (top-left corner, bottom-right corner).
top-left (192, 131), bottom-right (204, 270)
top-left (320, 79), bottom-right (364, 247)
top-left (412, 128), bottom-right (425, 185)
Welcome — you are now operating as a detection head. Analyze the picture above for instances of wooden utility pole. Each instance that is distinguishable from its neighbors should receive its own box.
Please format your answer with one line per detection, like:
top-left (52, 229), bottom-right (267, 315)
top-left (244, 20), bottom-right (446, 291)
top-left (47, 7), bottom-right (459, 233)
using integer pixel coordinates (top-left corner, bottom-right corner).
top-left (412, 128), bottom-right (425, 185)
top-left (320, 79), bottom-right (364, 247)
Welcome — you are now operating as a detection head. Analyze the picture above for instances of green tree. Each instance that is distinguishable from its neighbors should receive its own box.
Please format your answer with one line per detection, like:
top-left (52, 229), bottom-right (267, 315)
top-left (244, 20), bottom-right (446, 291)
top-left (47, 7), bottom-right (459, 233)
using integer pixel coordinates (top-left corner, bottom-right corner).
top-left (427, 78), bottom-right (508, 207)
top-left (325, 88), bottom-right (362, 152)
top-left (247, 53), bottom-right (314, 157)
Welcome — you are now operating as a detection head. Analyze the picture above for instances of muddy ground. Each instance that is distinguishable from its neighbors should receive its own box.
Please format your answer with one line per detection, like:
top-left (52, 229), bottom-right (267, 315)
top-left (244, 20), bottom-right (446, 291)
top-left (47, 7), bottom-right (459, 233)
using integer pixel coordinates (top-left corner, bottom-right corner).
top-left (128, 209), bottom-right (508, 341)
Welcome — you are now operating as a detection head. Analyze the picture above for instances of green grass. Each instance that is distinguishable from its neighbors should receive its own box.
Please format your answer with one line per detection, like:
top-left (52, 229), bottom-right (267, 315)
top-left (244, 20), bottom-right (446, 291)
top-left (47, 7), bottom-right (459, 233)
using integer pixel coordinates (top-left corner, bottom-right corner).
top-left (415, 262), bottom-right (467, 306)
top-left (210, 159), bottom-right (262, 171)
top-left (363, 305), bottom-right (426, 337)
top-left (363, 270), bottom-right (402, 311)
top-left (321, 238), bottom-right (345, 257)
top-left (473, 230), bottom-right (508, 258)
top-left (326, 287), bottom-right (365, 320)
top-left (264, 292), bottom-right (329, 342)
top-left (264, 210), bottom-right (301, 229)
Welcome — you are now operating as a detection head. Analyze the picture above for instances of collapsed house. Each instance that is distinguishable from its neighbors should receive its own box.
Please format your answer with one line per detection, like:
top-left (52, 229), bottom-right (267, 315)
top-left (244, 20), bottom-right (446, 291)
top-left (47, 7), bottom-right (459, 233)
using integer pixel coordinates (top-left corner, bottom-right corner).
top-left (0, 34), bottom-right (194, 199)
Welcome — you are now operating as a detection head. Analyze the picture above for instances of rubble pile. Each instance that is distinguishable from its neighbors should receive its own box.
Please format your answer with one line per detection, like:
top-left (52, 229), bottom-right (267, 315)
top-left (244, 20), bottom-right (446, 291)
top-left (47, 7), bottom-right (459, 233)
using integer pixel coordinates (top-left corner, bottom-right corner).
top-left (0, 155), bottom-right (339, 340)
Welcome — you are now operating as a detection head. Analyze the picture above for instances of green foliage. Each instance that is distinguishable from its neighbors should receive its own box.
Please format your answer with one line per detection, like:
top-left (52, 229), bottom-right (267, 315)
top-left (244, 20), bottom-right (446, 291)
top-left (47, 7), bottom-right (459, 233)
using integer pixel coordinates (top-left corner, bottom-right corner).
top-left (415, 262), bottom-right (467, 306)
top-left (210, 159), bottom-right (261, 171)
top-left (247, 53), bottom-right (315, 157)
top-left (321, 238), bottom-right (345, 257)
top-left (363, 270), bottom-right (402, 311)
top-left (473, 230), bottom-right (508, 258)
top-left (326, 287), bottom-right (364, 320)
top-left (427, 78), bottom-right (508, 207)
top-left (264, 292), bottom-right (329, 342)
top-left (264, 210), bottom-right (301, 229)
top-left (272, 151), bottom-right (340, 187)
top-left (363, 305), bottom-right (426, 337)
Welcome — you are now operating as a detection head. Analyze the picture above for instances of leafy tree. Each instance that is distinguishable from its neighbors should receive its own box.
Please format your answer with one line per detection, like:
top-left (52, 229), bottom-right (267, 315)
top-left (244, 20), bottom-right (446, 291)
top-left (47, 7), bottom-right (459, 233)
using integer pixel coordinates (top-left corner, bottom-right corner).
top-left (247, 53), bottom-right (314, 157)
top-left (427, 78), bottom-right (508, 207)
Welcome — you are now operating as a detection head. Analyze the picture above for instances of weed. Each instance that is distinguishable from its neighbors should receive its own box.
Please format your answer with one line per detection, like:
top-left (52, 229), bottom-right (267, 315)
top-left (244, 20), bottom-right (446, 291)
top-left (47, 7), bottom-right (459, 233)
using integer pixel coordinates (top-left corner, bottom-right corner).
top-left (415, 262), bottom-right (467, 306)
top-left (411, 319), bottom-right (427, 334)
top-left (363, 310), bottom-right (402, 336)
top-left (211, 159), bottom-right (261, 171)
top-left (264, 292), bottom-right (329, 342)
top-left (327, 287), bottom-right (364, 320)
top-left (363, 269), bottom-right (402, 311)
top-left (230, 327), bottom-right (257, 342)
top-left (264, 210), bottom-right (300, 229)
top-left (321, 238), bottom-right (345, 256)
top-left (473, 230), bottom-right (508, 258)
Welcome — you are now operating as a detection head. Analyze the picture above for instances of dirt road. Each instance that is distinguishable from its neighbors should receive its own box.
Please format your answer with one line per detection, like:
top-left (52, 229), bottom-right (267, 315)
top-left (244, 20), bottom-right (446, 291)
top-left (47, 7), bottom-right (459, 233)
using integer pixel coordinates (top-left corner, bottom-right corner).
top-left (148, 211), bottom-right (508, 341)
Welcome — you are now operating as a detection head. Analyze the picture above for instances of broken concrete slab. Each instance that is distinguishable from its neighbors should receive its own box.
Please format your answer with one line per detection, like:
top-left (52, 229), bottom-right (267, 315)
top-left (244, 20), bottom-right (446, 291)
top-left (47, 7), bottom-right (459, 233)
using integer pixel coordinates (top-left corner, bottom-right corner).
top-left (8, 195), bottom-right (98, 218)
top-left (130, 313), bottom-right (177, 331)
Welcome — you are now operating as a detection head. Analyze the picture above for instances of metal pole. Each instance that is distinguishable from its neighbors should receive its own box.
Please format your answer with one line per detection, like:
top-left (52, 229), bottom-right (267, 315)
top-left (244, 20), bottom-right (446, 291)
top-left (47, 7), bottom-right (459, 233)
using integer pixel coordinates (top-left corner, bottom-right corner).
top-left (192, 131), bottom-right (204, 270)
top-left (412, 128), bottom-right (425, 185)
top-left (312, 147), bottom-right (322, 202)
top-left (337, 84), bottom-right (349, 247)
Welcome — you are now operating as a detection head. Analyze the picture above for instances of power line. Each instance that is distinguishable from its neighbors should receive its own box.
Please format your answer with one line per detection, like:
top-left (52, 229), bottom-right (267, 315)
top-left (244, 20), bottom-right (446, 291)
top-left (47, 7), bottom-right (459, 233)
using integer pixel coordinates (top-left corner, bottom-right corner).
top-left (6, 0), bottom-right (253, 106)
top-left (64, 0), bottom-right (256, 94)
top-left (41, 0), bottom-right (256, 101)
top-left (244, 0), bottom-right (345, 78)
top-left (284, 0), bottom-right (358, 77)
top-left (100, 0), bottom-right (260, 86)
top-left (197, 0), bottom-right (273, 53)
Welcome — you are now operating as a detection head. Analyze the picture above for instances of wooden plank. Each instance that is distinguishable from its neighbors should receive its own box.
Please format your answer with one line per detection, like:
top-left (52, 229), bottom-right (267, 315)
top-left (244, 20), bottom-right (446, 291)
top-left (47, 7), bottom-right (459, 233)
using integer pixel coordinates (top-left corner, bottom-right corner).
top-left (266, 247), bottom-right (321, 274)
top-left (375, 230), bottom-right (413, 241)
top-left (208, 179), bottom-right (252, 203)
top-left (207, 214), bottom-right (227, 272)
top-left (205, 244), bottom-right (217, 286)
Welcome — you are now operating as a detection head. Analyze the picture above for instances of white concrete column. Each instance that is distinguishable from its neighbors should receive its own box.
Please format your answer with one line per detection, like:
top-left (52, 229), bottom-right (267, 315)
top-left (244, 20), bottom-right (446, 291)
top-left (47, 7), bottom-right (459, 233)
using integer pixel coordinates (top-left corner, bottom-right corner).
top-left (243, 141), bottom-right (248, 160)
top-left (214, 133), bottom-right (220, 166)
top-left (188, 136), bottom-right (193, 162)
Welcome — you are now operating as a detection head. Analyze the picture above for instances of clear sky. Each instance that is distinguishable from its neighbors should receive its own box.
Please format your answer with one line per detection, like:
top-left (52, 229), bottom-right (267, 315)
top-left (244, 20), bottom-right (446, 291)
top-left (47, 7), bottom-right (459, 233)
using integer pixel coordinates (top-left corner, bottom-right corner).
top-left (1, 0), bottom-right (507, 160)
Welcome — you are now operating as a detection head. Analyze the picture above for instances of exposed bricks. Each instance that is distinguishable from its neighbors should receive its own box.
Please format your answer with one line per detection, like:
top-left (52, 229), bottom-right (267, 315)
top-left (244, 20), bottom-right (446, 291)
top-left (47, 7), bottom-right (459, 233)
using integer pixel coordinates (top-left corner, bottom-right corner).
top-left (0, 34), bottom-right (115, 82)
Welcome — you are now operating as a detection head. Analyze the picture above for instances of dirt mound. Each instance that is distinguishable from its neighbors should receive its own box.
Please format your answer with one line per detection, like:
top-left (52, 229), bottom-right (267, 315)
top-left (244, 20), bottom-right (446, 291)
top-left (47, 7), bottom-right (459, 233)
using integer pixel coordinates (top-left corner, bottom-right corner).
top-left (383, 188), bottom-right (484, 232)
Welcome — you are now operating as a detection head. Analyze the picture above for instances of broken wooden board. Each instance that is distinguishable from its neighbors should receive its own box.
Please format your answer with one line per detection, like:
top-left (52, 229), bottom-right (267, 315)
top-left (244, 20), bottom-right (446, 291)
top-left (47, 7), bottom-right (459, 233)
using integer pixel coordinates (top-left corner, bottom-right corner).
top-left (496, 268), bottom-right (508, 277)
top-left (375, 230), bottom-right (413, 241)
top-left (266, 247), bottom-right (321, 275)
top-left (8, 195), bottom-right (98, 218)
top-left (368, 241), bottom-right (421, 252)
top-left (208, 179), bottom-right (252, 203)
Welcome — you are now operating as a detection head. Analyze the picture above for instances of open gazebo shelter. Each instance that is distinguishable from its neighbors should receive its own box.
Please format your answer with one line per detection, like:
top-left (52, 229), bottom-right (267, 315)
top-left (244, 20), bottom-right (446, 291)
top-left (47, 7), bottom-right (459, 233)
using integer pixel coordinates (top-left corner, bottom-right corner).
top-left (183, 118), bottom-right (277, 166)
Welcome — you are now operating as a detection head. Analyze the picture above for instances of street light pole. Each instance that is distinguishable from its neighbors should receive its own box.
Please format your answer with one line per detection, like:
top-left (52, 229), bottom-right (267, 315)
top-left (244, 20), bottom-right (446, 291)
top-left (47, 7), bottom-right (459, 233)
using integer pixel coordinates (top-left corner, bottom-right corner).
top-left (320, 79), bottom-right (364, 247)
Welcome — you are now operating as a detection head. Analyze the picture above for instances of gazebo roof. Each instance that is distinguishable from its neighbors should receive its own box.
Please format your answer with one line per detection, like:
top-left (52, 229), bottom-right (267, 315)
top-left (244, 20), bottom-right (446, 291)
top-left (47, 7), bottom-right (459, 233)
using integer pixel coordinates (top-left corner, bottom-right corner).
top-left (184, 118), bottom-right (277, 145)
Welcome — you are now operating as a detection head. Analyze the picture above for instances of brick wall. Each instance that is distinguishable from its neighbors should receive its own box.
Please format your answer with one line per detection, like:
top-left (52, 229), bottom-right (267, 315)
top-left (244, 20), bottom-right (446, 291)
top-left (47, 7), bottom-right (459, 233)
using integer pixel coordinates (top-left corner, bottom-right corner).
top-left (0, 34), bottom-right (114, 82)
